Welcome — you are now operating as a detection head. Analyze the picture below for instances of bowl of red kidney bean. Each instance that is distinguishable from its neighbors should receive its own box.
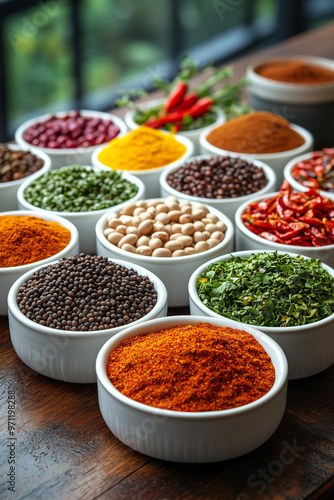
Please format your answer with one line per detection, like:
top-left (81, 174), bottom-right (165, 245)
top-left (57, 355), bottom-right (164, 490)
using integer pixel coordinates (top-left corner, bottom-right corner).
top-left (235, 180), bottom-right (334, 268)
top-left (15, 110), bottom-right (127, 169)
top-left (159, 154), bottom-right (277, 222)
top-left (0, 143), bottom-right (51, 211)
top-left (284, 148), bottom-right (334, 201)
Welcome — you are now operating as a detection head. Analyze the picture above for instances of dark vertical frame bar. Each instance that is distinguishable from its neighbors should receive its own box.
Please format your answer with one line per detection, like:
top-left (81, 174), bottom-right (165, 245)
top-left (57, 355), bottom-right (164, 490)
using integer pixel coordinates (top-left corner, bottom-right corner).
top-left (0, 16), bottom-right (8, 141)
top-left (70, 0), bottom-right (82, 108)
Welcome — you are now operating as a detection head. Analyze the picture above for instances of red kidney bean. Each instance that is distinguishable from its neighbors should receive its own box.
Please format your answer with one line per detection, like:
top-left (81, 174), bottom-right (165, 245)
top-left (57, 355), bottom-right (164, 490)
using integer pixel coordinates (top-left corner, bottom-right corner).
top-left (166, 156), bottom-right (268, 199)
top-left (23, 111), bottom-right (120, 149)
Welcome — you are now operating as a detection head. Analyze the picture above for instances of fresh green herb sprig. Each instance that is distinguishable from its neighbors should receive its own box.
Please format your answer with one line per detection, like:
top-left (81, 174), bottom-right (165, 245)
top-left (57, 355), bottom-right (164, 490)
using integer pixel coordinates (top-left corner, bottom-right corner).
top-left (196, 252), bottom-right (334, 327)
top-left (23, 165), bottom-right (138, 212)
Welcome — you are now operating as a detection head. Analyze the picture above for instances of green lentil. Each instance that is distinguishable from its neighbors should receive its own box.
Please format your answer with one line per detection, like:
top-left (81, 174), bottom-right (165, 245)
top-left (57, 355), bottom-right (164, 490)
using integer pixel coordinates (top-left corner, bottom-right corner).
top-left (196, 252), bottom-right (334, 327)
top-left (23, 165), bottom-right (139, 212)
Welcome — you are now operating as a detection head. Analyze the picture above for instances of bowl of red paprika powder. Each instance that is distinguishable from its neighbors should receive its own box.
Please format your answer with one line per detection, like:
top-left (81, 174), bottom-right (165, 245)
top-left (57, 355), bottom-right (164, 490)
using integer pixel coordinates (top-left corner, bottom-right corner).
top-left (188, 251), bottom-right (334, 379)
top-left (96, 315), bottom-right (288, 463)
top-left (0, 210), bottom-right (79, 316)
top-left (7, 254), bottom-right (168, 382)
top-left (246, 56), bottom-right (334, 150)
top-left (234, 181), bottom-right (334, 268)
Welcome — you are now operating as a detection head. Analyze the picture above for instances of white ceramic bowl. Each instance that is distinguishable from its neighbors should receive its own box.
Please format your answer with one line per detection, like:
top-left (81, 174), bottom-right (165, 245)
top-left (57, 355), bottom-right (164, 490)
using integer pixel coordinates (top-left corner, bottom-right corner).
top-left (199, 121), bottom-right (313, 187)
top-left (17, 166), bottom-right (145, 254)
top-left (124, 97), bottom-right (225, 155)
top-left (96, 314), bottom-right (288, 463)
top-left (0, 144), bottom-right (51, 211)
top-left (92, 131), bottom-right (194, 198)
top-left (160, 154), bottom-right (277, 222)
top-left (15, 110), bottom-right (127, 169)
top-left (188, 250), bottom-right (334, 379)
top-left (8, 257), bottom-right (168, 383)
top-left (235, 190), bottom-right (334, 267)
top-left (0, 210), bottom-right (79, 316)
top-left (284, 151), bottom-right (334, 201)
top-left (246, 56), bottom-right (334, 150)
top-left (95, 199), bottom-right (234, 307)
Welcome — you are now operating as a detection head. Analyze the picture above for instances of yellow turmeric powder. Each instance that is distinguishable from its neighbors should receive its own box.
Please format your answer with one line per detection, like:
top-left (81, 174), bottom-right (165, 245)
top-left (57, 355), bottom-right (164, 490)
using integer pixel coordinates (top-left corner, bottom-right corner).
top-left (97, 126), bottom-right (187, 171)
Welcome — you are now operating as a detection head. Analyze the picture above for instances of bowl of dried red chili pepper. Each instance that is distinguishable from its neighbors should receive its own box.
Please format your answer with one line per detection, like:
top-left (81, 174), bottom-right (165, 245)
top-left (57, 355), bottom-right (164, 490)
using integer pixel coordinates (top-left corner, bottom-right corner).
top-left (96, 315), bottom-right (288, 463)
top-left (189, 251), bottom-right (334, 379)
top-left (234, 180), bottom-right (334, 268)
top-left (284, 149), bottom-right (334, 201)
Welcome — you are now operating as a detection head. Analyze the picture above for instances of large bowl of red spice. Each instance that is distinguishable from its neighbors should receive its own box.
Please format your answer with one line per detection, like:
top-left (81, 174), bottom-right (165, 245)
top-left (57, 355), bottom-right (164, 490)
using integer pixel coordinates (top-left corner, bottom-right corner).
top-left (96, 315), bottom-right (288, 463)
top-left (199, 111), bottom-right (313, 186)
top-left (234, 181), bottom-right (334, 268)
top-left (284, 149), bottom-right (334, 202)
top-left (246, 56), bottom-right (334, 150)
top-left (188, 251), bottom-right (334, 379)
top-left (0, 210), bottom-right (79, 316)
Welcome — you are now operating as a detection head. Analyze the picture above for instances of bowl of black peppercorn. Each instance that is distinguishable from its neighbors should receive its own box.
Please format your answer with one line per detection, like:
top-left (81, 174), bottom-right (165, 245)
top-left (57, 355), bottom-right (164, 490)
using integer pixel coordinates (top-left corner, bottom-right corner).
top-left (159, 154), bottom-right (277, 222)
top-left (7, 253), bottom-right (168, 383)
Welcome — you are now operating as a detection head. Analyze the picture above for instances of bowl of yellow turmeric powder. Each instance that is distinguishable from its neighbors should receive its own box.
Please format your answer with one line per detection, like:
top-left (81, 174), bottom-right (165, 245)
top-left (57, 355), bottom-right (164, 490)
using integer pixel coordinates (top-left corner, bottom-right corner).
top-left (91, 126), bottom-right (194, 198)
top-left (96, 315), bottom-right (288, 463)
top-left (0, 210), bottom-right (79, 316)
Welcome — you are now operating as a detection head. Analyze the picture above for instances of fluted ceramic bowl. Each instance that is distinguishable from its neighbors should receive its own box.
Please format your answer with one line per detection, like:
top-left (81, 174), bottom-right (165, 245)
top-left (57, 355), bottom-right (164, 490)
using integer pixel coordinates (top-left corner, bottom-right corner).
top-left (0, 210), bottom-right (79, 316)
top-left (124, 97), bottom-right (225, 155)
top-left (284, 151), bottom-right (334, 201)
top-left (95, 198), bottom-right (234, 307)
top-left (188, 250), bottom-right (334, 379)
top-left (92, 131), bottom-right (194, 198)
top-left (235, 190), bottom-right (334, 268)
top-left (17, 166), bottom-right (145, 254)
top-left (15, 110), bottom-right (127, 169)
top-left (199, 121), bottom-right (313, 187)
top-left (96, 315), bottom-right (288, 463)
top-left (159, 154), bottom-right (277, 222)
top-left (8, 257), bottom-right (167, 383)
top-left (0, 144), bottom-right (51, 211)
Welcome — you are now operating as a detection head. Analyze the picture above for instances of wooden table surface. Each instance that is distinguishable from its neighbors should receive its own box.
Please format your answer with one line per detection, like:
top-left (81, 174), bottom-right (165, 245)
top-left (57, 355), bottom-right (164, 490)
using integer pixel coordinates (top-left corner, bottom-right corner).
top-left (1, 22), bottom-right (334, 500)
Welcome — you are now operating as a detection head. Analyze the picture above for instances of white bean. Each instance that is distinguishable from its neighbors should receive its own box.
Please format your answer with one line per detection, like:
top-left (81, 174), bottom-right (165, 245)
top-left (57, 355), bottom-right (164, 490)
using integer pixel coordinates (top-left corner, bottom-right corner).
top-left (118, 233), bottom-right (138, 248)
top-left (136, 235), bottom-right (150, 247)
top-left (152, 248), bottom-right (172, 257)
top-left (107, 232), bottom-right (123, 245)
top-left (172, 250), bottom-right (186, 257)
top-left (138, 219), bottom-right (154, 235)
top-left (194, 241), bottom-right (210, 253)
top-left (149, 238), bottom-right (163, 250)
top-left (182, 223), bottom-right (195, 236)
top-left (116, 224), bottom-right (127, 235)
top-left (121, 243), bottom-right (137, 253)
top-left (136, 245), bottom-right (152, 256)
top-left (179, 213), bottom-right (193, 224)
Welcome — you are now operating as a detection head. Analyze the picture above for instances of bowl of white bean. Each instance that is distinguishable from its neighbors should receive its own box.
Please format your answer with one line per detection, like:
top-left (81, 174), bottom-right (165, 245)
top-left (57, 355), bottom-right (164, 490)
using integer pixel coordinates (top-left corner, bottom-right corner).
top-left (95, 196), bottom-right (234, 307)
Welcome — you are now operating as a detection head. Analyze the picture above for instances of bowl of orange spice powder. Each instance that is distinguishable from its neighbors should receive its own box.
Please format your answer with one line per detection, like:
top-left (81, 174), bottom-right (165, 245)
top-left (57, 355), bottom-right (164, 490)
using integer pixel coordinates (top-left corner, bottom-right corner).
top-left (246, 56), bottom-right (334, 150)
top-left (0, 210), bottom-right (79, 315)
top-left (96, 315), bottom-right (288, 463)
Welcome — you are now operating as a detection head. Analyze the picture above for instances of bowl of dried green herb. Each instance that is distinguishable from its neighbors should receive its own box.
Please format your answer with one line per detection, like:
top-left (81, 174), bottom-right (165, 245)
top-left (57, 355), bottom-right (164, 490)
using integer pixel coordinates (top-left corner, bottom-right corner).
top-left (96, 315), bottom-right (288, 463)
top-left (189, 250), bottom-right (334, 379)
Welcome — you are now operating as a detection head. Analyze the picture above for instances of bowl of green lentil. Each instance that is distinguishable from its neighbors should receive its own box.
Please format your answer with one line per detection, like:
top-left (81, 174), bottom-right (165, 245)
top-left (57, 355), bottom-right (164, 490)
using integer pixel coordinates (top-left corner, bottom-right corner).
top-left (96, 315), bottom-right (288, 463)
top-left (0, 143), bottom-right (51, 211)
top-left (188, 250), bottom-right (334, 379)
top-left (0, 210), bottom-right (79, 316)
top-left (7, 253), bottom-right (168, 383)
top-left (17, 164), bottom-right (145, 254)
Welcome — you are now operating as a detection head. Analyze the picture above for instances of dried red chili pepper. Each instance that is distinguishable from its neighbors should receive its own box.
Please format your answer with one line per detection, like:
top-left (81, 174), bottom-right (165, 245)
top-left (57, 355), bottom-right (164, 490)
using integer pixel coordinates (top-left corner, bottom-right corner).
top-left (291, 148), bottom-right (334, 192)
top-left (107, 323), bottom-right (275, 412)
top-left (242, 182), bottom-right (334, 247)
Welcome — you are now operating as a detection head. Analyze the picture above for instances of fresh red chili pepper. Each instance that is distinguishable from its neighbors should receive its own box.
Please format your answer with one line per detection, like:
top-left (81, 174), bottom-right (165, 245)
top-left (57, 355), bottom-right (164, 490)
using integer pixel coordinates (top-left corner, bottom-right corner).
top-left (172, 92), bottom-right (198, 111)
top-left (186, 96), bottom-right (213, 118)
top-left (144, 97), bottom-right (213, 128)
top-left (165, 81), bottom-right (188, 112)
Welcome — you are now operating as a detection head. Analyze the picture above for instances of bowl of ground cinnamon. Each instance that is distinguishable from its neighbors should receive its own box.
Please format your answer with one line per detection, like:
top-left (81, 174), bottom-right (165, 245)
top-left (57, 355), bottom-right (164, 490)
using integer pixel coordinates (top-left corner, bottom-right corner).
top-left (200, 111), bottom-right (313, 186)
top-left (0, 210), bottom-right (79, 315)
top-left (247, 56), bottom-right (334, 150)
top-left (96, 315), bottom-right (288, 463)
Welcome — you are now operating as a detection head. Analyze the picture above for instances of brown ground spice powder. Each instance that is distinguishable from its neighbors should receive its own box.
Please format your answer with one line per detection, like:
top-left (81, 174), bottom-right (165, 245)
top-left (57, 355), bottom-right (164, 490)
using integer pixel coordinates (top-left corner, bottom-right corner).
top-left (107, 323), bottom-right (275, 412)
top-left (206, 111), bottom-right (305, 154)
top-left (255, 60), bottom-right (334, 84)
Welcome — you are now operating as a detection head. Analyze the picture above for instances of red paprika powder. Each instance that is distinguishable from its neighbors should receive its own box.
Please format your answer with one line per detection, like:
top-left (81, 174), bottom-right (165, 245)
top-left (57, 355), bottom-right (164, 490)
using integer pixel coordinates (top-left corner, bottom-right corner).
top-left (106, 323), bottom-right (275, 412)
top-left (255, 60), bottom-right (334, 84)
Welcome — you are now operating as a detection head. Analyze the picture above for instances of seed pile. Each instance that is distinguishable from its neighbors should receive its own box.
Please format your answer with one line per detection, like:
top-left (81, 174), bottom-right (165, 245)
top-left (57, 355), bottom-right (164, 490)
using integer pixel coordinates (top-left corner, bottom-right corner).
top-left (0, 144), bottom-right (44, 182)
top-left (166, 156), bottom-right (268, 198)
top-left (17, 254), bottom-right (158, 331)
top-left (22, 110), bottom-right (120, 149)
top-left (104, 196), bottom-right (227, 257)
top-left (23, 165), bottom-right (139, 212)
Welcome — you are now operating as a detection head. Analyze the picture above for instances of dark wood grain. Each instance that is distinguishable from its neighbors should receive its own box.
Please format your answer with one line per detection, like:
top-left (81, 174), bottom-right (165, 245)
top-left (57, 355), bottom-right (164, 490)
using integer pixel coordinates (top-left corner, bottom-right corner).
top-left (1, 22), bottom-right (334, 500)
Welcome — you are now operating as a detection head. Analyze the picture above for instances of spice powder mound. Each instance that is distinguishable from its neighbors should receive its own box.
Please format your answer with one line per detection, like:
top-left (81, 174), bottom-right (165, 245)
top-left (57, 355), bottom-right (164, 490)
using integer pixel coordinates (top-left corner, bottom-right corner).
top-left (107, 323), bottom-right (275, 412)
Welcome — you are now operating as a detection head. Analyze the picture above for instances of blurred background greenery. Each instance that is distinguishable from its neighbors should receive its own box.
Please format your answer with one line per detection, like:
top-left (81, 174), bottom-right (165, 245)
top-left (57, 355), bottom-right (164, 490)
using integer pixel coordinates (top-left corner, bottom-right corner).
top-left (1, 0), bottom-right (333, 140)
